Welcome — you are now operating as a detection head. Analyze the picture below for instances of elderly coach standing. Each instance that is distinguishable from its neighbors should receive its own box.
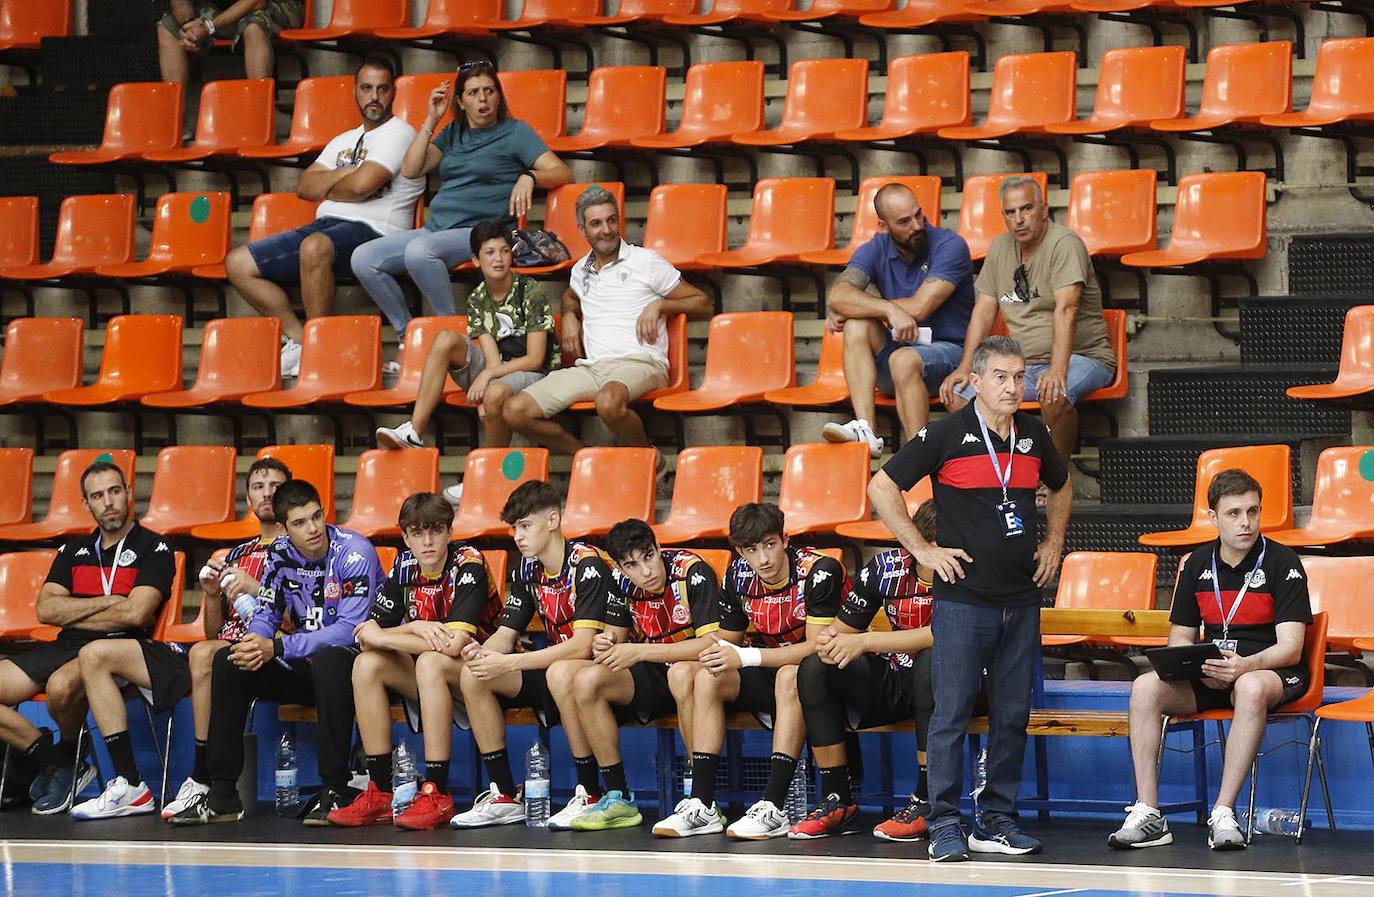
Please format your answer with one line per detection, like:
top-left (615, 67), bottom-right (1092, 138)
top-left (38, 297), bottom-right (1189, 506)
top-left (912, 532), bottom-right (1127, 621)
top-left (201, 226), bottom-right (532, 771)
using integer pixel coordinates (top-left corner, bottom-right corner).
top-left (868, 335), bottom-right (1072, 863)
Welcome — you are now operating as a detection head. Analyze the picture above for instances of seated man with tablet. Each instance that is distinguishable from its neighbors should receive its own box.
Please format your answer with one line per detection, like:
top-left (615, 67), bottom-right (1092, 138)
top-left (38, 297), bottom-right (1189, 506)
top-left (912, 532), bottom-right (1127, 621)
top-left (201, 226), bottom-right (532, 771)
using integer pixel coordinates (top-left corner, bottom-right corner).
top-left (1110, 469), bottom-right (1312, 853)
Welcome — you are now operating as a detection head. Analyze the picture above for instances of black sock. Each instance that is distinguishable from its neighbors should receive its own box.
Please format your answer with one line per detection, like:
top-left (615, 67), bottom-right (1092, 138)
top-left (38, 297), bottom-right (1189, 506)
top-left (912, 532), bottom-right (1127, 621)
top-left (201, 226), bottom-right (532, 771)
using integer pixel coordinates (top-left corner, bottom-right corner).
top-left (600, 762), bottom-right (629, 796)
top-left (192, 739), bottom-right (209, 784)
top-left (103, 731), bottom-right (140, 785)
top-left (424, 760), bottom-right (450, 795)
top-left (818, 765), bottom-right (852, 804)
top-left (24, 729), bottom-right (57, 769)
top-left (573, 755), bottom-right (600, 797)
top-left (53, 735), bottom-right (78, 767)
top-left (916, 766), bottom-right (929, 802)
top-left (763, 752), bottom-right (799, 808)
top-left (365, 753), bottom-right (393, 792)
top-left (481, 749), bottom-right (516, 798)
top-left (690, 753), bottom-right (720, 807)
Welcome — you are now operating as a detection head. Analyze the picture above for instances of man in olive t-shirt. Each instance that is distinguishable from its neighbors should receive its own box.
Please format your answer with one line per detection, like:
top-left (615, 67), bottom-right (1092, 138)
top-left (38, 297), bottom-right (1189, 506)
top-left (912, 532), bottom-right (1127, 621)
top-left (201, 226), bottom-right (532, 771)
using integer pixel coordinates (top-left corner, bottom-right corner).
top-left (940, 176), bottom-right (1115, 464)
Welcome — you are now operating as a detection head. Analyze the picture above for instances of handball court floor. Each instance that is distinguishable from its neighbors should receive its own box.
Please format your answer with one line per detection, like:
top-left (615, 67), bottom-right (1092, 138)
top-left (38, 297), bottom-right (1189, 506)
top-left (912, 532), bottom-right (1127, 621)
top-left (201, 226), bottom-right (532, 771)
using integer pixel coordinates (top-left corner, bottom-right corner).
top-left (0, 811), bottom-right (1370, 897)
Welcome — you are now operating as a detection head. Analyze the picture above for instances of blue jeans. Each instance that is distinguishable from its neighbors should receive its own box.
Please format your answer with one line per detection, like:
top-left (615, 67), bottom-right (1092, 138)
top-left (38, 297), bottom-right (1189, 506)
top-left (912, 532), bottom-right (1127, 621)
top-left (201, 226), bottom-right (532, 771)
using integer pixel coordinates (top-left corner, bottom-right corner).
top-left (926, 599), bottom-right (1039, 826)
top-left (349, 226), bottom-right (472, 336)
top-left (874, 338), bottom-right (965, 397)
top-left (1023, 355), bottom-right (1113, 404)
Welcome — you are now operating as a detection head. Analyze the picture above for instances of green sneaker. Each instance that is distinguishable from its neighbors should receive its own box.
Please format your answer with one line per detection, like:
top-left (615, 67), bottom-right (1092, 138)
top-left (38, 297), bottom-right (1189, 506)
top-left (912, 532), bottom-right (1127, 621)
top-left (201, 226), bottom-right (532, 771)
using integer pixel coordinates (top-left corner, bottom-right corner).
top-left (570, 790), bottom-right (643, 831)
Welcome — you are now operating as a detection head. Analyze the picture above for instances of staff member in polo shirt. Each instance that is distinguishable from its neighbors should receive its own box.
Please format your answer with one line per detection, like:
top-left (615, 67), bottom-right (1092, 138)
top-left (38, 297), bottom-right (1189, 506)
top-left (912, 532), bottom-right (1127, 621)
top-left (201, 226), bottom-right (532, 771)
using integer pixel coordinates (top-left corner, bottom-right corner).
top-left (502, 185), bottom-right (712, 462)
top-left (868, 335), bottom-right (1071, 863)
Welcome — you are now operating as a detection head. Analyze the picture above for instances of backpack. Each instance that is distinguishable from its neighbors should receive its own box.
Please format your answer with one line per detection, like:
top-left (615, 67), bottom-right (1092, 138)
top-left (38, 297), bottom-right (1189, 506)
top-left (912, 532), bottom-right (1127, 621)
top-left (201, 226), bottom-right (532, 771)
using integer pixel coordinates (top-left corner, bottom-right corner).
top-left (510, 227), bottom-right (571, 267)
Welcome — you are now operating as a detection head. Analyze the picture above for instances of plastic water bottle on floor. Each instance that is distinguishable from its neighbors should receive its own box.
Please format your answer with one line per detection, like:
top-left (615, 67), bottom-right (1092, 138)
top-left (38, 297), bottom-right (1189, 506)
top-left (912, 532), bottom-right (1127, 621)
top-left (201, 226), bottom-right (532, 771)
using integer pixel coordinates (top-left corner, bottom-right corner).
top-left (392, 741), bottom-right (419, 813)
top-left (1255, 807), bottom-right (1307, 836)
top-left (785, 755), bottom-right (809, 824)
top-left (274, 731), bottom-right (298, 816)
top-left (524, 741), bottom-right (550, 828)
top-left (971, 747), bottom-right (988, 802)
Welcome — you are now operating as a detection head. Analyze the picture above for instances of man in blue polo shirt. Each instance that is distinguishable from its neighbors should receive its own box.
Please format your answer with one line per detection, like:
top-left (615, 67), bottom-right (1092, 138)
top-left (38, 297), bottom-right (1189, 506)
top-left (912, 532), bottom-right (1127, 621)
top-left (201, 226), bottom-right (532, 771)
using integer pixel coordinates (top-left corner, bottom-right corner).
top-left (822, 183), bottom-right (975, 456)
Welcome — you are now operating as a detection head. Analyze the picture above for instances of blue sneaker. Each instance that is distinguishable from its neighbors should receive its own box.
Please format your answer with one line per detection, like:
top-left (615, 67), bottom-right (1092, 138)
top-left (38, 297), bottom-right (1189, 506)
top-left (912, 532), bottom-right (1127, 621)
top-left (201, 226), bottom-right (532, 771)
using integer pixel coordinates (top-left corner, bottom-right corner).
top-left (570, 790), bottom-right (643, 831)
top-left (969, 811), bottom-right (1043, 855)
top-left (25, 765), bottom-right (55, 804)
top-left (928, 820), bottom-right (970, 862)
top-left (32, 759), bottom-right (95, 816)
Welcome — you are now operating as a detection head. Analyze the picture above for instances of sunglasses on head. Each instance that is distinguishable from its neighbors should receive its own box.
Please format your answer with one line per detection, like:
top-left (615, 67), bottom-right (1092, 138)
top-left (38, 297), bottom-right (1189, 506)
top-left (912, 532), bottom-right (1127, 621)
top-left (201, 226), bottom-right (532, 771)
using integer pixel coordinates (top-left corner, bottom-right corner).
top-left (458, 60), bottom-right (496, 73)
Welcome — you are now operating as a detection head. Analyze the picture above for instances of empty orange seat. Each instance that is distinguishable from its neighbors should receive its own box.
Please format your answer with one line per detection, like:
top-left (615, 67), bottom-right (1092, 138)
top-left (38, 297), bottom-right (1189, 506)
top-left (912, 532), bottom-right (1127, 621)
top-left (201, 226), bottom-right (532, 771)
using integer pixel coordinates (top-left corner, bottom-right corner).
top-left (279, 0), bottom-right (408, 41)
top-left (0, 449), bottom-right (137, 542)
top-left (143, 317), bottom-right (282, 409)
top-left (485, 0), bottom-right (601, 30)
top-left (562, 447), bottom-right (657, 539)
top-left (1047, 45), bottom-right (1187, 135)
top-left (241, 75), bottom-right (359, 161)
top-left (0, 196), bottom-right (37, 270)
top-left (50, 82), bottom-right (184, 167)
top-left (548, 66), bottom-right (666, 151)
top-left (766, 0), bottom-right (894, 21)
top-left (143, 79), bottom-right (277, 163)
top-left (733, 58), bottom-right (869, 146)
top-left (833, 51), bottom-right (971, 142)
top-left (631, 61), bottom-right (765, 150)
top-left (192, 193), bottom-right (319, 280)
top-left (697, 178), bottom-right (835, 268)
top-left (664, 0), bottom-right (787, 26)
top-left (655, 312), bottom-right (796, 414)
top-left (0, 551), bottom-right (57, 642)
top-left (341, 448), bottom-right (441, 539)
top-left (1303, 556), bottom-right (1374, 654)
top-left (394, 73), bottom-right (457, 133)
top-left (1267, 447), bottom-right (1374, 547)
top-left (957, 171), bottom-right (1050, 261)
top-left (374, 0), bottom-right (501, 39)
top-left (763, 326), bottom-right (849, 409)
top-left (450, 448), bottom-right (551, 541)
top-left (0, 194), bottom-right (136, 281)
top-left (162, 546), bottom-right (228, 644)
top-left (641, 184), bottom-right (728, 271)
top-left (1138, 444), bottom-right (1294, 547)
top-left (1152, 42), bottom-right (1292, 132)
top-left (1044, 552), bottom-right (1158, 647)
top-left (1120, 171), bottom-right (1267, 269)
top-left (653, 447), bottom-right (764, 544)
top-left (1066, 169), bottom-right (1157, 257)
top-left (939, 51), bottom-right (1077, 140)
top-left (1287, 306), bottom-right (1374, 403)
top-left (242, 315), bottom-right (381, 409)
top-left (860, 1), bottom-right (985, 28)
top-left (517, 182), bottom-right (625, 274)
top-left (691, 548), bottom-right (734, 584)
top-left (0, 0), bottom-right (70, 52)
top-left (574, 0), bottom-right (699, 25)
top-left (500, 69), bottom-right (568, 145)
top-left (778, 442), bottom-right (872, 536)
top-left (1263, 37), bottom-right (1374, 128)
top-left (191, 444), bottom-right (337, 541)
top-left (799, 175), bottom-right (942, 267)
top-left (44, 314), bottom-right (183, 406)
top-left (345, 316), bottom-right (466, 408)
top-left (0, 317), bottom-right (83, 406)
top-left (139, 446), bottom-right (238, 535)
top-left (94, 192), bottom-right (232, 280)
top-left (0, 448), bottom-right (34, 527)
top-left (834, 477), bottom-right (934, 542)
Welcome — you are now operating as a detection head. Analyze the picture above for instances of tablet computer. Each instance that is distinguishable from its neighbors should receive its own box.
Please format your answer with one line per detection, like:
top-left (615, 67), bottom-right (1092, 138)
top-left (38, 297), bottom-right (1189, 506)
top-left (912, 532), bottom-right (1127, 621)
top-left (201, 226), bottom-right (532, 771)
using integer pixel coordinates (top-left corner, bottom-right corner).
top-left (1144, 643), bottom-right (1224, 681)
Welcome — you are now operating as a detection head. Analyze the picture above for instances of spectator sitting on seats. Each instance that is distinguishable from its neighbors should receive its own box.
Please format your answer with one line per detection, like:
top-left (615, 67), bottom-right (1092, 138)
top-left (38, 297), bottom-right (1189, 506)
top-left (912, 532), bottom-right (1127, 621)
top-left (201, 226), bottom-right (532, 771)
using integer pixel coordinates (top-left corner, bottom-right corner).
top-left (374, 221), bottom-right (559, 455)
top-left (351, 61), bottom-right (573, 345)
top-left (940, 175), bottom-right (1116, 466)
top-left (161, 456), bottom-right (291, 821)
top-left (502, 186), bottom-right (712, 462)
top-left (157, 1), bottom-right (304, 85)
top-left (1110, 469), bottom-right (1312, 853)
top-left (225, 56), bottom-right (424, 378)
top-left (822, 183), bottom-right (975, 455)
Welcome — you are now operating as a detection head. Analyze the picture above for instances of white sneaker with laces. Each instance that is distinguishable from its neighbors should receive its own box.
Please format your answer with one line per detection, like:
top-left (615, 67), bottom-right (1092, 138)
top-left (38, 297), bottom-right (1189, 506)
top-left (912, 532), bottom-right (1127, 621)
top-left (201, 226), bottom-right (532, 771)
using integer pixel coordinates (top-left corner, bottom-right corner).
top-left (376, 421), bottom-right (424, 449)
top-left (450, 783), bottom-right (525, 828)
top-left (71, 776), bottom-right (156, 820)
top-left (548, 784), bottom-right (594, 830)
top-left (161, 778), bottom-right (209, 821)
top-left (652, 797), bottom-right (725, 837)
top-left (726, 799), bottom-right (790, 840)
top-left (280, 338), bottom-right (302, 379)
top-left (821, 419), bottom-right (884, 457)
top-left (442, 483), bottom-right (464, 508)
top-left (1208, 805), bottom-right (1247, 850)
top-left (1107, 801), bottom-right (1173, 849)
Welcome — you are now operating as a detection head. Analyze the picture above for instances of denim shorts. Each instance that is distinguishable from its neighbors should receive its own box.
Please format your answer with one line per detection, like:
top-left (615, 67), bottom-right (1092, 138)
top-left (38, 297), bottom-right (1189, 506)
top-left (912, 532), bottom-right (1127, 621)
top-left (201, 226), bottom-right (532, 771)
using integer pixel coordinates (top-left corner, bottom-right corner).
top-left (874, 338), bottom-right (965, 397)
top-left (1023, 355), bottom-right (1114, 405)
top-left (246, 216), bottom-right (382, 284)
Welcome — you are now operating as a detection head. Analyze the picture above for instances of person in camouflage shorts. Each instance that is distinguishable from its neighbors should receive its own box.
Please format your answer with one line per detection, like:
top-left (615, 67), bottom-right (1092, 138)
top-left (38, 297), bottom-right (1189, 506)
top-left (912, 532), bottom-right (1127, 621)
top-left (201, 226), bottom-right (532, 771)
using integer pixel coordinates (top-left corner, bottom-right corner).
top-left (157, 1), bottom-right (304, 83)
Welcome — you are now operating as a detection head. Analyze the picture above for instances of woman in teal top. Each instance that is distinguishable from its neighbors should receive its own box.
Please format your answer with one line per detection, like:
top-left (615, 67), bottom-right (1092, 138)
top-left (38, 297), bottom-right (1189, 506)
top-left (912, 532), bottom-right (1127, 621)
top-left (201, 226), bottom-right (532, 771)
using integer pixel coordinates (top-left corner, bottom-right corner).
top-left (351, 62), bottom-right (573, 338)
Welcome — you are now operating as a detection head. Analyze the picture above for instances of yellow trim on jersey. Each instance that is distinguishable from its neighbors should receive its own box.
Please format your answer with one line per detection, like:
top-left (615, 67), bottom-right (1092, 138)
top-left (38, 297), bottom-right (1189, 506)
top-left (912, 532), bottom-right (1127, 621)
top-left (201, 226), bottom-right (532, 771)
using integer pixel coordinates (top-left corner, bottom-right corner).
top-left (695, 622), bottom-right (722, 637)
top-left (445, 621), bottom-right (478, 634)
top-left (805, 615), bottom-right (837, 627)
top-left (571, 620), bottom-right (606, 631)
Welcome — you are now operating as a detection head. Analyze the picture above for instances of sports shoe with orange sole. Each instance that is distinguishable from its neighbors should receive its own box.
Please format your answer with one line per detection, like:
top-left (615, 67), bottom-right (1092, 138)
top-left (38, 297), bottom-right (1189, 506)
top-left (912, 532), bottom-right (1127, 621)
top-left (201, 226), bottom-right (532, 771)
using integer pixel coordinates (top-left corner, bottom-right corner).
top-left (873, 796), bottom-right (930, 842)
top-left (326, 780), bottom-right (394, 827)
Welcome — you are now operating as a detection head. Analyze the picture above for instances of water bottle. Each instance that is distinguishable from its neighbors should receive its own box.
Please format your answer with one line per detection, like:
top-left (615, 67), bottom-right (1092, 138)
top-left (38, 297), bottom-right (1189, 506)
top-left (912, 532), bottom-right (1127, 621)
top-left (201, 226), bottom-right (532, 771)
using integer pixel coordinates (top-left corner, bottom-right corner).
top-left (233, 593), bottom-right (257, 623)
top-left (274, 730), bottom-right (298, 815)
top-left (524, 740), bottom-right (550, 828)
top-left (785, 754), bottom-right (809, 824)
top-left (971, 746), bottom-right (988, 802)
top-left (392, 741), bottom-right (419, 812)
top-left (1255, 807), bottom-right (1307, 836)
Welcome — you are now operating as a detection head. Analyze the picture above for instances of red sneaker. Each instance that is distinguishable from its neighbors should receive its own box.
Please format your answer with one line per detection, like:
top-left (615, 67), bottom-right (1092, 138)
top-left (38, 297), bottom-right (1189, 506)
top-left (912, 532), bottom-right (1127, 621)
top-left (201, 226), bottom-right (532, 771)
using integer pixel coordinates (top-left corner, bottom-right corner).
top-left (787, 794), bottom-right (861, 840)
top-left (395, 782), bottom-right (456, 831)
top-left (326, 781), bottom-right (393, 827)
top-left (873, 795), bottom-right (930, 842)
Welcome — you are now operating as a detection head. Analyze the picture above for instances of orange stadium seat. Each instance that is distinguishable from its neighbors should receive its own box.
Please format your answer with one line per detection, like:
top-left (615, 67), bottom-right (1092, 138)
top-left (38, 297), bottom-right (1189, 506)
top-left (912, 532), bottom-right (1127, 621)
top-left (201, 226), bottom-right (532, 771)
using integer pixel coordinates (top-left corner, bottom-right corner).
top-left (240, 75), bottom-right (359, 162)
top-left (562, 447), bottom-right (658, 539)
top-left (345, 316), bottom-right (466, 408)
top-left (242, 315), bottom-right (381, 409)
top-left (450, 448), bottom-right (550, 541)
top-left (1020, 309), bottom-right (1129, 407)
top-left (0, 448), bottom-right (34, 527)
top-left (641, 184), bottom-right (728, 272)
top-left (692, 548), bottom-right (734, 583)
top-left (654, 312), bottom-right (796, 415)
top-left (483, 0), bottom-right (601, 30)
top-left (574, 0), bottom-right (698, 26)
top-left (279, 0), bottom-right (408, 42)
top-left (93, 192), bottom-right (232, 280)
top-left (0, 194), bottom-right (136, 282)
top-left (394, 73), bottom-right (457, 133)
top-left (664, 0), bottom-right (789, 26)
top-left (162, 546), bottom-right (229, 645)
top-left (139, 446), bottom-right (238, 535)
top-left (0, 0), bottom-right (70, 52)
top-left (43, 314), bottom-right (183, 407)
top-left (940, 51), bottom-right (1077, 141)
top-left (653, 446), bottom-right (765, 545)
top-left (1139, 444), bottom-right (1294, 547)
top-left (143, 79), bottom-right (277, 163)
top-left (1043, 552), bottom-right (1158, 647)
top-left (0, 196), bottom-right (37, 270)
top-left (766, 0), bottom-right (894, 22)
top-left (0, 317), bottom-right (83, 406)
top-left (342, 448), bottom-right (442, 539)
top-left (1120, 171), bottom-right (1267, 268)
top-left (1264, 37), bottom-right (1374, 129)
top-left (518, 182), bottom-right (624, 274)
top-left (834, 477), bottom-right (934, 542)
top-left (191, 444), bottom-right (337, 541)
top-left (142, 317), bottom-right (282, 409)
top-left (1152, 42), bottom-right (1292, 132)
top-left (1303, 556), bottom-right (1374, 655)
top-left (481, 550), bottom-right (508, 599)
top-left (957, 171), bottom-right (1050, 261)
top-left (799, 175), bottom-right (942, 267)
top-left (566, 314), bottom-right (689, 413)
top-left (1267, 447), bottom-right (1374, 547)
top-left (763, 326), bottom-right (850, 410)
top-left (1287, 306), bottom-right (1374, 403)
top-left (500, 69), bottom-right (568, 145)
top-left (374, 0), bottom-right (501, 40)
top-left (696, 178), bottom-right (835, 268)
top-left (859, 0), bottom-right (985, 29)
top-left (549, 66), bottom-right (667, 151)
top-left (1048, 45), bottom-right (1187, 136)
top-left (732, 58), bottom-right (869, 146)
top-left (0, 551), bottom-right (57, 643)
top-left (192, 193), bottom-right (319, 280)
top-left (0, 449), bottom-right (137, 542)
top-left (49, 82), bottom-right (184, 167)
top-left (630, 61), bottom-right (765, 150)
top-left (833, 51), bottom-right (971, 144)
top-left (778, 442), bottom-right (872, 536)
top-left (1066, 169), bottom-right (1158, 258)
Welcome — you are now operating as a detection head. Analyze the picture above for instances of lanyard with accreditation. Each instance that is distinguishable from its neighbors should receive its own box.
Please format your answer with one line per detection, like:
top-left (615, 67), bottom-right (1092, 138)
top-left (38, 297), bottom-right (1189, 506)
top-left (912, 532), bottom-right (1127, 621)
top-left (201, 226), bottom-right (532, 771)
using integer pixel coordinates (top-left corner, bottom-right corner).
top-left (1209, 536), bottom-right (1267, 653)
top-left (974, 405), bottom-right (1025, 539)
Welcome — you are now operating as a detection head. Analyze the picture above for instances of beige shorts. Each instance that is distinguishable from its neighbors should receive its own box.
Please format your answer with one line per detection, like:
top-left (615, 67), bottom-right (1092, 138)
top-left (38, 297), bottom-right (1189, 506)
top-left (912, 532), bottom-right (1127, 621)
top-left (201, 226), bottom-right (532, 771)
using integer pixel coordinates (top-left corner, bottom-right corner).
top-left (521, 355), bottom-right (668, 417)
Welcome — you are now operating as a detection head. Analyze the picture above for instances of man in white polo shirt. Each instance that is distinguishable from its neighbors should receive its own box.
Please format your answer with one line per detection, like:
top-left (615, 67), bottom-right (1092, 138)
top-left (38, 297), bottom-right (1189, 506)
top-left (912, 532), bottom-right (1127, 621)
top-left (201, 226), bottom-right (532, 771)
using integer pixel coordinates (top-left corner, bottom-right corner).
top-left (503, 185), bottom-right (711, 458)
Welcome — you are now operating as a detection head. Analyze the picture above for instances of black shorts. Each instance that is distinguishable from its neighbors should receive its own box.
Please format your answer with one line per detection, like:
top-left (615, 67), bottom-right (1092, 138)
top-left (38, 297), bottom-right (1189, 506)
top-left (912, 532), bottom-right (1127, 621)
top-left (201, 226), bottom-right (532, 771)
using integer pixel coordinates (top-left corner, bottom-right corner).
top-left (500, 668), bottom-right (561, 727)
top-left (626, 662), bottom-right (676, 720)
top-left (850, 655), bottom-right (921, 730)
top-left (1191, 664), bottom-right (1309, 713)
top-left (726, 666), bottom-right (779, 729)
top-left (7, 631), bottom-right (191, 713)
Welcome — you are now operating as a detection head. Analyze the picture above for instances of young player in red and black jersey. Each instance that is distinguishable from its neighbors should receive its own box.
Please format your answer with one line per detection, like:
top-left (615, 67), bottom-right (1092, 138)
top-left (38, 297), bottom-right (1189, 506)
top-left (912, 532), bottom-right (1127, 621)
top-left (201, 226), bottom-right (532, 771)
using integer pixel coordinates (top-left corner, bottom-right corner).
top-left (1112, 469), bottom-right (1312, 852)
top-left (652, 503), bottom-right (848, 840)
top-left (548, 519), bottom-right (728, 832)
top-left (327, 493), bottom-right (504, 831)
top-left (451, 481), bottom-right (614, 829)
top-left (163, 457), bottom-right (291, 821)
top-left (790, 499), bottom-right (940, 842)
top-left (0, 460), bottom-right (184, 817)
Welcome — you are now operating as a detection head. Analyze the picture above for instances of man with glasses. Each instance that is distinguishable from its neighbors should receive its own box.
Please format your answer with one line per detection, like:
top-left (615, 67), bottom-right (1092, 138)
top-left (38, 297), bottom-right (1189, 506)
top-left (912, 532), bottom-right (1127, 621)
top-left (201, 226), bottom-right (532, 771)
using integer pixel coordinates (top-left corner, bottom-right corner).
top-left (939, 176), bottom-right (1115, 467)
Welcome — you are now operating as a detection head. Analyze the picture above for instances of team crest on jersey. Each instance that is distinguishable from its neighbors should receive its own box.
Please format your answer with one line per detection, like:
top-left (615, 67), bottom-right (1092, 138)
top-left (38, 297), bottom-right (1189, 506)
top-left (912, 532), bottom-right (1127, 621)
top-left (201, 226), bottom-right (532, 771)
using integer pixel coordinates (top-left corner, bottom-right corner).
top-left (792, 602), bottom-right (807, 621)
top-left (118, 549), bottom-right (138, 566)
top-left (1245, 569), bottom-right (1267, 589)
top-left (671, 603), bottom-right (690, 625)
top-left (1016, 438), bottom-right (1033, 454)
top-left (324, 581), bottom-right (341, 601)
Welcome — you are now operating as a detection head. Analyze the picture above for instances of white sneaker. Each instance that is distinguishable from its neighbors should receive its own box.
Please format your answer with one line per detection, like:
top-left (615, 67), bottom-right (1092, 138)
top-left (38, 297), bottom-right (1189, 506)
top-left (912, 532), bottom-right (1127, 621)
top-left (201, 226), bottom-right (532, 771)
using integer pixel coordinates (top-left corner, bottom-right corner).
top-left (442, 483), bottom-right (463, 508)
top-left (280, 338), bottom-right (302, 379)
top-left (652, 797), bottom-right (725, 837)
top-left (161, 778), bottom-right (209, 821)
top-left (375, 420), bottom-right (424, 449)
top-left (1208, 805), bottom-right (1247, 850)
top-left (821, 419), bottom-right (884, 457)
top-left (726, 799), bottom-right (789, 840)
top-left (547, 784), bottom-right (594, 830)
top-left (71, 776), bottom-right (156, 820)
top-left (450, 783), bottom-right (525, 828)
